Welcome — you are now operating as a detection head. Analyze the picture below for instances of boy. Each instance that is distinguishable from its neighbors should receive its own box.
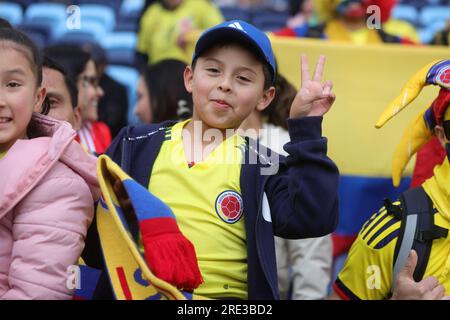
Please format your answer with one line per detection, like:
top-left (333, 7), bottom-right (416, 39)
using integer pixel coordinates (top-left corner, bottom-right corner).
top-left (105, 20), bottom-right (339, 300)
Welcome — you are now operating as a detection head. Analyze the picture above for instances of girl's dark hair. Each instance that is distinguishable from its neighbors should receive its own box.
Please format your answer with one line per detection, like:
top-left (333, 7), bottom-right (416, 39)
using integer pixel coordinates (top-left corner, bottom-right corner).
top-left (0, 28), bottom-right (42, 86)
top-left (262, 73), bottom-right (296, 130)
top-left (141, 59), bottom-right (193, 123)
top-left (43, 45), bottom-right (91, 80)
top-left (43, 55), bottom-right (79, 108)
top-left (0, 27), bottom-right (51, 115)
top-left (0, 18), bottom-right (13, 29)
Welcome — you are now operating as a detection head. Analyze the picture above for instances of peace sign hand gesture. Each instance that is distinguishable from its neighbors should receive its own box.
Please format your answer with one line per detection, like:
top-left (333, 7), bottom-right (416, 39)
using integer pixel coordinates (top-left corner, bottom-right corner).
top-left (290, 55), bottom-right (336, 119)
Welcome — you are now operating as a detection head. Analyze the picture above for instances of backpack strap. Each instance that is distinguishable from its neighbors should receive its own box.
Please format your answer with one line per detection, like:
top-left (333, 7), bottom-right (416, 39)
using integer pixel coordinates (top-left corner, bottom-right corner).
top-left (390, 187), bottom-right (448, 295)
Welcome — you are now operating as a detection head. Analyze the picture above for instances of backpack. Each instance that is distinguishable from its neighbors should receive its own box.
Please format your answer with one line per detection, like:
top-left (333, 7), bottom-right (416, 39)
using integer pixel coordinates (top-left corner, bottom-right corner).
top-left (384, 187), bottom-right (448, 296)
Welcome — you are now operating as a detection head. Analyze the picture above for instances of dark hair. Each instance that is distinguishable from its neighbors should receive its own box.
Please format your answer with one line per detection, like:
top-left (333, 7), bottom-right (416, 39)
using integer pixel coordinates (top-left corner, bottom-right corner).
top-left (42, 55), bottom-right (79, 108)
top-left (0, 28), bottom-right (51, 115)
top-left (289, 0), bottom-right (306, 16)
top-left (0, 18), bottom-right (13, 29)
top-left (262, 73), bottom-right (296, 130)
top-left (192, 38), bottom-right (273, 90)
top-left (43, 45), bottom-right (91, 80)
top-left (0, 28), bottom-right (42, 86)
top-left (141, 59), bottom-right (192, 122)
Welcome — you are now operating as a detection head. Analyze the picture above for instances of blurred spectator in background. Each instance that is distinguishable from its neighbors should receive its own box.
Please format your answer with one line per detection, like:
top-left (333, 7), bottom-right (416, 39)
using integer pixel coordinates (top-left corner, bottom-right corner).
top-left (45, 45), bottom-right (111, 155)
top-left (431, 21), bottom-right (450, 46)
top-left (240, 73), bottom-right (333, 300)
top-left (273, 0), bottom-right (316, 37)
top-left (134, 59), bottom-right (192, 124)
top-left (135, 0), bottom-right (224, 67)
top-left (83, 42), bottom-right (129, 139)
top-left (42, 55), bottom-right (82, 130)
top-left (275, 0), bottom-right (416, 44)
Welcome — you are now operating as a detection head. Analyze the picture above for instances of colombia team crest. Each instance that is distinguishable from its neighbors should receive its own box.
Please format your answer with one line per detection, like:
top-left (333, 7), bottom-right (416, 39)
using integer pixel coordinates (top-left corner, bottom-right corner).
top-left (435, 64), bottom-right (450, 88)
top-left (215, 190), bottom-right (244, 224)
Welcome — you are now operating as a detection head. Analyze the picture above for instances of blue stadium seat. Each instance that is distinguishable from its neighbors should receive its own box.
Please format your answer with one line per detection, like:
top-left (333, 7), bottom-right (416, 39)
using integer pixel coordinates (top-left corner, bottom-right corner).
top-left (74, 20), bottom-right (109, 41)
top-left (219, 6), bottom-right (251, 22)
top-left (251, 11), bottom-right (289, 31)
top-left (74, 0), bottom-right (122, 15)
top-left (79, 4), bottom-right (116, 32)
top-left (101, 32), bottom-right (137, 67)
top-left (391, 5), bottom-right (419, 25)
top-left (418, 20), bottom-right (447, 43)
top-left (0, 2), bottom-right (23, 26)
top-left (120, 0), bottom-right (145, 18)
top-left (106, 65), bottom-right (139, 124)
top-left (25, 3), bottom-right (66, 24)
top-left (419, 6), bottom-right (450, 28)
top-left (52, 31), bottom-right (97, 46)
top-left (18, 21), bottom-right (52, 41)
top-left (21, 29), bottom-right (47, 48)
top-left (101, 32), bottom-right (137, 50)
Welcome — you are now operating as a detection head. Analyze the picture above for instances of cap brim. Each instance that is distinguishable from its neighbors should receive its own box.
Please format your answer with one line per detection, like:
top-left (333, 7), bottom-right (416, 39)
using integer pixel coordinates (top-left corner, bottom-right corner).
top-left (194, 27), bottom-right (274, 82)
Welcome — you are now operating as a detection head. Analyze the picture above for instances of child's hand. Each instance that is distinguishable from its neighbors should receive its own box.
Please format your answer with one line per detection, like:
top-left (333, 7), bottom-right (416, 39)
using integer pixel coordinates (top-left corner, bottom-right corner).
top-left (289, 54), bottom-right (336, 118)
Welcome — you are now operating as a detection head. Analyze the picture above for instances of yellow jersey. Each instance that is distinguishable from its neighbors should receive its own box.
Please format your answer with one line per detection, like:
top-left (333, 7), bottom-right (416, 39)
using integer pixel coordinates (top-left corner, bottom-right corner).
top-left (148, 119), bottom-right (248, 299)
top-left (137, 0), bottom-right (224, 64)
top-left (335, 160), bottom-right (450, 299)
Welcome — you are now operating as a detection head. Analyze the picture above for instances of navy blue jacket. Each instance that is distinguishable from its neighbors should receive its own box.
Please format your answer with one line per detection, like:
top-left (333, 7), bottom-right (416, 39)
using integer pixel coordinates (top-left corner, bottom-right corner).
top-left (105, 116), bottom-right (339, 299)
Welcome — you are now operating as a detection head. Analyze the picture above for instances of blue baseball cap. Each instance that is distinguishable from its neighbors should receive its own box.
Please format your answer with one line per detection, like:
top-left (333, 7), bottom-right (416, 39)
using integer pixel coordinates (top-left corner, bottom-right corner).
top-left (192, 20), bottom-right (276, 85)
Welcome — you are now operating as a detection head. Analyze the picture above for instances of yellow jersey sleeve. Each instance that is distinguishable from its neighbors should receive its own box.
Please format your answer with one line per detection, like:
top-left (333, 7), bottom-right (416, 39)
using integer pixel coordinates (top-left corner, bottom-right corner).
top-left (334, 204), bottom-right (402, 300)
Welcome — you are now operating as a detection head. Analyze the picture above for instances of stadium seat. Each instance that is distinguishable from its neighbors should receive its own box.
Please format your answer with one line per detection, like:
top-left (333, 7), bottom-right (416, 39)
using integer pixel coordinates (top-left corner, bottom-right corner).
top-left (72, 20), bottom-right (109, 41)
top-left (391, 5), bottom-right (419, 25)
top-left (25, 3), bottom-right (66, 24)
top-left (251, 11), bottom-right (289, 31)
top-left (106, 65), bottom-right (140, 124)
top-left (418, 20), bottom-right (447, 44)
top-left (101, 32), bottom-right (137, 50)
top-left (419, 6), bottom-right (450, 28)
top-left (101, 32), bottom-right (137, 67)
top-left (52, 31), bottom-right (97, 46)
top-left (120, 0), bottom-right (145, 18)
top-left (74, 0), bottom-right (122, 15)
top-left (219, 6), bottom-right (251, 22)
top-left (21, 29), bottom-right (47, 48)
top-left (79, 4), bottom-right (116, 32)
top-left (0, 2), bottom-right (23, 26)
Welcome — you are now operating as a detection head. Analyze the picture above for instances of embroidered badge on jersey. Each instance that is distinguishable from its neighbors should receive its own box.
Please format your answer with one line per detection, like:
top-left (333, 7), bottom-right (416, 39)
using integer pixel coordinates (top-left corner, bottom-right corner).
top-left (215, 190), bottom-right (244, 224)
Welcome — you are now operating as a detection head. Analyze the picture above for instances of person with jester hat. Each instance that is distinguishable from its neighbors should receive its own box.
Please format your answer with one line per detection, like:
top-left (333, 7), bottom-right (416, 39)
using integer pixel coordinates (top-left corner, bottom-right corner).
top-left (330, 60), bottom-right (450, 300)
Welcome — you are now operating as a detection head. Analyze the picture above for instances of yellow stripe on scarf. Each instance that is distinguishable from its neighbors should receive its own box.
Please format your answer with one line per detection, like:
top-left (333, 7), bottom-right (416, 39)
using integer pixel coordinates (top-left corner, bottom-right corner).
top-left (96, 155), bottom-right (207, 300)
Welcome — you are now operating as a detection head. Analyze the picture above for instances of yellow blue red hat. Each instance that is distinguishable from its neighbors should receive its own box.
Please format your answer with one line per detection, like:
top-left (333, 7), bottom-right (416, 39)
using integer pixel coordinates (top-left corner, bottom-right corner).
top-left (375, 59), bottom-right (450, 186)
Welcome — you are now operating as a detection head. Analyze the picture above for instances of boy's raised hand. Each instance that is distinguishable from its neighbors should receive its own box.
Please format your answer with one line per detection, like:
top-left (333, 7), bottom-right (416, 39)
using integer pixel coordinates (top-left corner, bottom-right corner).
top-left (290, 54), bottom-right (336, 119)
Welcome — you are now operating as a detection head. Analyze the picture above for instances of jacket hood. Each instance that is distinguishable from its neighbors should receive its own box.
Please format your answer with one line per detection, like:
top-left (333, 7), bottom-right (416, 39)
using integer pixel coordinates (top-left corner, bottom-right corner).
top-left (0, 113), bottom-right (99, 218)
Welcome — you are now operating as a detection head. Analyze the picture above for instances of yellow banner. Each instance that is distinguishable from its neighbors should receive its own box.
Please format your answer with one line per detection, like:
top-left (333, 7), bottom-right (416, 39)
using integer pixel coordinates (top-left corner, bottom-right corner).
top-left (188, 33), bottom-right (449, 178)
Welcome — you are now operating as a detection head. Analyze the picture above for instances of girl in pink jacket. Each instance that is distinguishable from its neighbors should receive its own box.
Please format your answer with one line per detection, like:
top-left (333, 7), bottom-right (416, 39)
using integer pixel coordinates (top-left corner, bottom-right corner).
top-left (0, 28), bottom-right (99, 299)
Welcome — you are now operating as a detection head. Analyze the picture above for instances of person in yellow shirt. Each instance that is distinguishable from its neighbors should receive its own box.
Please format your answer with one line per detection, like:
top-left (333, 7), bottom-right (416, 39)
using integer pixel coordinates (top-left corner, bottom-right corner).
top-left (136, 0), bottom-right (224, 66)
top-left (275, 0), bottom-right (416, 44)
top-left (330, 60), bottom-right (450, 300)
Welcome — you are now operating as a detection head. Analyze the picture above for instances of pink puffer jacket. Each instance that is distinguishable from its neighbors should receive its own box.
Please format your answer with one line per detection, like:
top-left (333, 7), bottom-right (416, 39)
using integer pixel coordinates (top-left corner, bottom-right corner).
top-left (0, 113), bottom-right (100, 300)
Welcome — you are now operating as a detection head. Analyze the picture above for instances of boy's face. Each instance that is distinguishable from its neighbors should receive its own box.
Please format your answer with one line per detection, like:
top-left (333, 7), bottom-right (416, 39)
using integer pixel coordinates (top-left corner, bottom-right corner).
top-left (184, 44), bottom-right (275, 130)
